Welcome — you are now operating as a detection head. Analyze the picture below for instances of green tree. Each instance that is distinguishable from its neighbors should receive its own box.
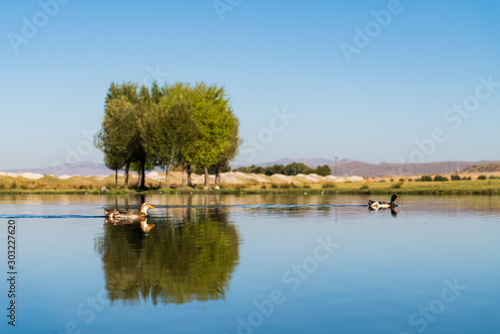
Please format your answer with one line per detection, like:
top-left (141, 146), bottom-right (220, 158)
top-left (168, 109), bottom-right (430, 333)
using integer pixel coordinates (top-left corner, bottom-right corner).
top-left (191, 82), bottom-right (238, 187)
top-left (142, 99), bottom-right (200, 188)
top-left (100, 82), bottom-right (142, 186)
top-left (97, 81), bottom-right (240, 189)
top-left (266, 164), bottom-right (285, 175)
top-left (314, 165), bottom-right (331, 176)
top-left (134, 85), bottom-right (157, 188)
top-left (284, 162), bottom-right (313, 175)
top-left (95, 95), bottom-right (137, 186)
top-left (104, 153), bottom-right (125, 186)
top-left (214, 115), bottom-right (240, 185)
top-left (161, 82), bottom-right (200, 187)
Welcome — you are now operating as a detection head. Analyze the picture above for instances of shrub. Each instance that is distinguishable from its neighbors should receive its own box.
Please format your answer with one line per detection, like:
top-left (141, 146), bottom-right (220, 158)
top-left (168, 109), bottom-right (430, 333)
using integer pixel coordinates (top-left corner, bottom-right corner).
top-left (271, 183), bottom-right (279, 189)
top-left (489, 175), bottom-right (500, 180)
top-left (420, 175), bottom-right (433, 182)
top-left (105, 182), bottom-right (119, 190)
top-left (322, 182), bottom-right (336, 189)
top-left (392, 182), bottom-right (403, 189)
top-left (284, 163), bottom-right (313, 176)
top-left (399, 178), bottom-right (405, 182)
top-left (260, 185), bottom-right (267, 189)
top-left (477, 175), bottom-right (487, 180)
top-left (433, 175), bottom-right (449, 182)
top-left (450, 174), bottom-right (461, 181)
top-left (314, 165), bottom-right (331, 176)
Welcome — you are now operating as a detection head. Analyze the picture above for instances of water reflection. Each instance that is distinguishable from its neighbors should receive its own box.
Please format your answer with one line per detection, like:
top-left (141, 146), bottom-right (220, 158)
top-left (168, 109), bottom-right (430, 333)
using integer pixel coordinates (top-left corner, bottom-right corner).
top-left (104, 216), bottom-right (156, 232)
top-left (367, 206), bottom-right (399, 217)
top-left (94, 208), bottom-right (240, 305)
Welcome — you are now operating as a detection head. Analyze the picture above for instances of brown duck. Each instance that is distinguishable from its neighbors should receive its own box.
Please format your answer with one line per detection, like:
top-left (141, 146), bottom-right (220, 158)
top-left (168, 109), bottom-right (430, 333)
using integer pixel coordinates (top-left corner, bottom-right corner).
top-left (103, 202), bottom-right (156, 219)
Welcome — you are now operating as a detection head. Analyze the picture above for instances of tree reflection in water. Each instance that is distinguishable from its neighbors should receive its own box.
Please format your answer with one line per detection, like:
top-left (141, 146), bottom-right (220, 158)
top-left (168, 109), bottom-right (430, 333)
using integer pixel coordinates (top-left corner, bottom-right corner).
top-left (94, 207), bottom-right (240, 305)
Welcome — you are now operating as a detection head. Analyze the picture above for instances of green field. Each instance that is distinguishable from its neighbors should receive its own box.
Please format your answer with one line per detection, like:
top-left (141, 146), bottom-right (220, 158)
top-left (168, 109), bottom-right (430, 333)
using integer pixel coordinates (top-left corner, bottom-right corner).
top-left (1, 173), bottom-right (499, 195)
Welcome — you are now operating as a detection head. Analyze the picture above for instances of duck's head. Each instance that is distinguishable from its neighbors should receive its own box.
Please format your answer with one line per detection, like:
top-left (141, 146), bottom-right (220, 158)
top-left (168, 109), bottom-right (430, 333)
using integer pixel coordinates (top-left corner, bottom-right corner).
top-left (140, 202), bottom-right (156, 213)
top-left (391, 194), bottom-right (400, 202)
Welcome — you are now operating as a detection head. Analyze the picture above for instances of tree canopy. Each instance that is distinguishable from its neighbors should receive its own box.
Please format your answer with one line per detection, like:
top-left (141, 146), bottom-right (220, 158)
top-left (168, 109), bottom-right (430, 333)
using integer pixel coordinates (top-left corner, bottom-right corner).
top-left (95, 81), bottom-right (240, 188)
top-left (234, 163), bottom-right (332, 176)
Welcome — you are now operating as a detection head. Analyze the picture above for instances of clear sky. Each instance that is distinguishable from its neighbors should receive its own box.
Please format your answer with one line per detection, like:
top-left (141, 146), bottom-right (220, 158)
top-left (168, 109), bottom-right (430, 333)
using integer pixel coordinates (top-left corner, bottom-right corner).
top-left (1, 0), bottom-right (499, 170)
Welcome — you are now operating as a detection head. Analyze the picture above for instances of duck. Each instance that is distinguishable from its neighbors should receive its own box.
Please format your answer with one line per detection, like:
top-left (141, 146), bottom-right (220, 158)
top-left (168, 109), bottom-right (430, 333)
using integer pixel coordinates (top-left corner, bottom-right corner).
top-left (368, 194), bottom-right (399, 209)
top-left (103, 202), bottom-right (156, 219)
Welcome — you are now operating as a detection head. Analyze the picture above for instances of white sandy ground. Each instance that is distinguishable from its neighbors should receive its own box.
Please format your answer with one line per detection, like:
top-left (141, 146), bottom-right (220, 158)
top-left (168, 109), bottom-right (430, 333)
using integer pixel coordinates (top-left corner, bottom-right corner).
top-left (0, 172), bottom-right (45, 179)
top-left (0, 170), bottom-right (365, 184)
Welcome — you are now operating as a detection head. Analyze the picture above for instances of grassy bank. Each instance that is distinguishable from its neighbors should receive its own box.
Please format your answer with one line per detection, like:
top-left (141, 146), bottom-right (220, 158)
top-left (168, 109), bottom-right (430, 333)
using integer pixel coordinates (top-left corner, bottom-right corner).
top-left (213, 179), bottom-right (500, 195)
top-left (1, 173), bottom-right (499, 195)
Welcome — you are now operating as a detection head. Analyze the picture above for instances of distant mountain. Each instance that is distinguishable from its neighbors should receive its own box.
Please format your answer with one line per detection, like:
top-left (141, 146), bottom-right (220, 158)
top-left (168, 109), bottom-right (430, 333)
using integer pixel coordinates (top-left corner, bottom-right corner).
top-left (460, 162), bottom-right (500, 173)
top-left (233, 158), bottom-right (490, 176)
top-left (330, 160), bottom-right (492, 177)
top-left (3, 159), bottom-right (495, 178)
top-left (3, 162), bottom-right (118, 177)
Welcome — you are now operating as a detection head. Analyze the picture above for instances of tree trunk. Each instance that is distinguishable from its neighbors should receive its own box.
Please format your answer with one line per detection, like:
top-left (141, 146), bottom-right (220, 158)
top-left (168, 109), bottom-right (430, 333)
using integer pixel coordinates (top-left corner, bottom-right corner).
top-left (216, 164), bottom-right (221, 185)
top-left (140, 160), bottom-right (146, 188)
top-left (136, 170), bottom-right (141, 187)
top-left (204, 166), bottom-right (209, 187)
top-left (182, 161), bottom-right (187, 186)
top-left (124, 161), bottom-right (130, 186)
top-left (165, 164), bottom-right (170, 188)
top-left (114, 169), bottom-right (118, 186)
top-left (187, 163), bottom-right (193, 188)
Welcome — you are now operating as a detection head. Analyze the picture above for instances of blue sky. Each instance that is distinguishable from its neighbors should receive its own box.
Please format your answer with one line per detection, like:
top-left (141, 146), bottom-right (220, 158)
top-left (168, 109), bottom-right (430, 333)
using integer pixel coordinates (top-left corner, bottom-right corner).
top-left (1, 0), bottom-right (499, 170)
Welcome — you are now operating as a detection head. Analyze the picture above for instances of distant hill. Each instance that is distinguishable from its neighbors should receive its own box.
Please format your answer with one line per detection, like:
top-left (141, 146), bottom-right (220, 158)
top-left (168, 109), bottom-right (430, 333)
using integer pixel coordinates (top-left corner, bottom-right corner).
top-left (3, 162), bottom-right (117, 177)
top-left (3, 159), bottom-right (495, 178)
top-left (460, 162), bottom-right (500, 173)
top-left (330, 160), bottom-right (491, 177)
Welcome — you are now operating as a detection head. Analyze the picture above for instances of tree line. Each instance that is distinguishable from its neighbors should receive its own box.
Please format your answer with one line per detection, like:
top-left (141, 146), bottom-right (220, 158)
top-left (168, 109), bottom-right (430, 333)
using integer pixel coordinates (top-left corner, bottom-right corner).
top-left (234, 162), bottom-right (331, 176)
top-left (94, 81), bottom-right (240, 188)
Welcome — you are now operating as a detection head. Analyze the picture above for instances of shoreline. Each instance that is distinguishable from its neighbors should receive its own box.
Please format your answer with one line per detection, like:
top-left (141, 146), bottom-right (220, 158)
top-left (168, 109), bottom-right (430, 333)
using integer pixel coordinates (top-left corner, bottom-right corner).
top-left (0, 180), bottom-right (498, 196)
top-left (1, 171), bottom-right (499, 196)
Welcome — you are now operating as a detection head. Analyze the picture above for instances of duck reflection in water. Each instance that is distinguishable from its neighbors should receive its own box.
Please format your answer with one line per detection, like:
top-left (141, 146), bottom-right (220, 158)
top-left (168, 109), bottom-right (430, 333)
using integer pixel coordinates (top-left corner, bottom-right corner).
top-left (104, 217), bottom-right (156, 233)
top-left (95, 207), bottom-right (240, 305)
top-left (368, 206), bottom-right (399, 217)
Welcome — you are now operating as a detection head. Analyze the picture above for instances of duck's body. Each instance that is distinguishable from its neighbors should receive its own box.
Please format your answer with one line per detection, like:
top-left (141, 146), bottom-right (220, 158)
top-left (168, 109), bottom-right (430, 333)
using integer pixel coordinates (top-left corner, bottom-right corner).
top-left (368, 195), bottom-right (399, 209)
top-left (104, 202), bottom-right (156, 219)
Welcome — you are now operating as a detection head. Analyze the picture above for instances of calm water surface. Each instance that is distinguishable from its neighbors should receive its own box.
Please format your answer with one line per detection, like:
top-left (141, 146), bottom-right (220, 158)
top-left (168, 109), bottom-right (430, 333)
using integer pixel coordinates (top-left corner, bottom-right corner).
top-left (1, 194), bottom-right (499, 334)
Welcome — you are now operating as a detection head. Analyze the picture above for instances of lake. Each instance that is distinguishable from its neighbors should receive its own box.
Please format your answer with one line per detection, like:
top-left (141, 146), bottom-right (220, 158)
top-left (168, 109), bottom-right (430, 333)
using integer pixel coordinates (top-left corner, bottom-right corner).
top-left (1, 194), bottom-right (499, 334)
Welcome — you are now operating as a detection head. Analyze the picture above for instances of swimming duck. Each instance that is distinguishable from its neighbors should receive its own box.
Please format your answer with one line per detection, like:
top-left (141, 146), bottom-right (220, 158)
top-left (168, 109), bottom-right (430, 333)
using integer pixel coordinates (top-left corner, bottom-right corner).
top-left (103, 202), bottom-right (156, 219)
top-left (368, 194), bottom-right (399, 209)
